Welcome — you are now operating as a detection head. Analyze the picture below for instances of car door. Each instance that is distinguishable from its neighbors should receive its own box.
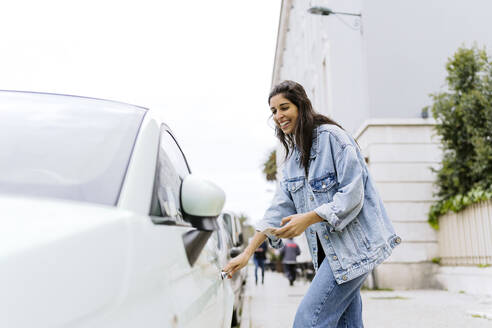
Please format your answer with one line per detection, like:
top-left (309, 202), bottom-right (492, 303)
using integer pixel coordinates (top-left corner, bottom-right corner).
top-left (148, 127), bottom-right (231, 328)
top-left (72, 118), bottom-right (232, 328)
top-left (212, 218), bottom-right (235, 325)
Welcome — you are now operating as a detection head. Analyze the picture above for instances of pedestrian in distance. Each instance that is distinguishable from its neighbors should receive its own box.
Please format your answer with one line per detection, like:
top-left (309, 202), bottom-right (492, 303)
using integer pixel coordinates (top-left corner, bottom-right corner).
top-left (223, 80), bottom-right (401, 328)
top-left (281, 238), bottom-right (300, 286)
top-left (253, 240), bottom-right (268, 285)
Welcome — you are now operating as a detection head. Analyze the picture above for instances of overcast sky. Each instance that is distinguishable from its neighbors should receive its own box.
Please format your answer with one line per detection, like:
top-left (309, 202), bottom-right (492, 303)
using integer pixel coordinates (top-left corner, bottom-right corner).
top-left (0, 1), bottom-right (281, 224)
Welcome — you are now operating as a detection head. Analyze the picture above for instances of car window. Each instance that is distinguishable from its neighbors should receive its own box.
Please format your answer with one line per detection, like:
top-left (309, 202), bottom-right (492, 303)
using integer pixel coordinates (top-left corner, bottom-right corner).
top-left (212, 230), bottom-right (222, 250)
top-left (0, 91), bottom-right (146, 206)
top-left (234, 216), bottom-right (242, 235)
top-left (149, 126), bottom-right (190, 224)
top-left (160, 131), bottom-right (191, 177)
top-left (222, 213), bottom-right (233, 236)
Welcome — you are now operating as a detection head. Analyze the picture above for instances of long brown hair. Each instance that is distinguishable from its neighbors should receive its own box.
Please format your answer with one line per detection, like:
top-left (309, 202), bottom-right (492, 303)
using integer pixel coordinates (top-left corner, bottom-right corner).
top-left (268, 80), bottom-right (344, 175)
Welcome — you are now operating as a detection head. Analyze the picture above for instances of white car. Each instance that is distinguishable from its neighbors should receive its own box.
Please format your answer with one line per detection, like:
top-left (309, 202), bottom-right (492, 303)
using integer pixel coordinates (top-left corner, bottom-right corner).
top-left (0, 91), bottom-right (235, 328)
top-left (219, 211), bottom-right (247, 326)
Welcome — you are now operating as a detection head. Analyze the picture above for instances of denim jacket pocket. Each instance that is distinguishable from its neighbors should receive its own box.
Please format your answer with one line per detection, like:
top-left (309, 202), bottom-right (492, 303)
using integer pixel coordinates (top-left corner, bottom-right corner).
top-left (286, 179), bottom-right (305, 209)
top-left (309, 173), bottom-right (336, 203)
top-left (348, 218), bottom-right (371, 252)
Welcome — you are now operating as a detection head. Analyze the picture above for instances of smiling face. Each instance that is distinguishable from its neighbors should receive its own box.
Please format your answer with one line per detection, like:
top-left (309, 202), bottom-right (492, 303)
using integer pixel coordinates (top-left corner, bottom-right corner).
top-left (270, 94), bottom-right (299, 135)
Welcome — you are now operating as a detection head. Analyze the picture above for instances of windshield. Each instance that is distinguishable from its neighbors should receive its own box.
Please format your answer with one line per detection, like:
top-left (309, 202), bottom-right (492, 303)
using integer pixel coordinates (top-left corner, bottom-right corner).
top-left (0, 91), bottom-right (147, 206)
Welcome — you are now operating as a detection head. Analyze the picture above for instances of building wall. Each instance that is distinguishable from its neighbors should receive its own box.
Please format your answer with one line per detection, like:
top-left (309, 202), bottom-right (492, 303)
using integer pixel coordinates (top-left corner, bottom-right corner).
top-left (355, 119), bottom-right (442, 289)
top-left (363, 0), bottom-right (492, 119)
top-left (273, 0), bottom-right (367, 134)
top-left (272, 0), bottom-right (492, 134)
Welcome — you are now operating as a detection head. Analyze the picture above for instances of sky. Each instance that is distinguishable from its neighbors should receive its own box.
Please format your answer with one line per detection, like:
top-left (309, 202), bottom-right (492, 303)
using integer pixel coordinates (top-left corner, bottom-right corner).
top-left (0, 1), bottom-right (282, 224)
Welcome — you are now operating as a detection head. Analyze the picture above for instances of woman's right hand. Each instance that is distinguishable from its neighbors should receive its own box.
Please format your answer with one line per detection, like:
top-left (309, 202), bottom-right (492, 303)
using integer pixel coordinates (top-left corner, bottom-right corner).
top-left (223, 252), bottom-right (250, 279)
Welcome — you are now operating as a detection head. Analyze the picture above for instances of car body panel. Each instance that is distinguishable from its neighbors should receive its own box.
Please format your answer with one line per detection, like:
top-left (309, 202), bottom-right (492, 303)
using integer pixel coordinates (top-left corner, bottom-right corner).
top-left (0, 195), bottom-right (233, 328)
top-left (117, 113), bottom-right (159, 215)
top-left (219, 211), bottom-right (247, 325)
top-left (0, 196), bottom-right (132, 328)
top-left (0, 91), bottom-right (234, 328)
top-left (210, 225), bottom-right (236, 326)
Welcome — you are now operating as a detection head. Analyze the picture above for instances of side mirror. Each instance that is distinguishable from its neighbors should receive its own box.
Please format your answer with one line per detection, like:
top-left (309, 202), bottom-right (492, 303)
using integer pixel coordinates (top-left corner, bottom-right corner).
top-left (181, 175), bottom-right (226, 231)
top-left (181, 175), bottom-right (226, 266)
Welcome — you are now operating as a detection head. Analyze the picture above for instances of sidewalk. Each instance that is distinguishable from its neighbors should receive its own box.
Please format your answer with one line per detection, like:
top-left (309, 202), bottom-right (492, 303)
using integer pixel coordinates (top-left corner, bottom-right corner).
top-left (240, 264), bottom-right (309, 328)
top-left (240, 264), bottom-right (492, 327)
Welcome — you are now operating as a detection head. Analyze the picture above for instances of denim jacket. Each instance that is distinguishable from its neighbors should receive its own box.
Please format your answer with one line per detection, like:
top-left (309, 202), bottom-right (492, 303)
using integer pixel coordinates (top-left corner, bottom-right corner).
top-left (256, 124), bottom-right (401, 284)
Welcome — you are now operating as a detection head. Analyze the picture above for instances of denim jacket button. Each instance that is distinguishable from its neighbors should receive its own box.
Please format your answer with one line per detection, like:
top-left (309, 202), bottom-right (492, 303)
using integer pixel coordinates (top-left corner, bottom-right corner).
top-left (322, 184), bottom-right (326, 189)
top-left (309, 195), bottom-right (314, 201)
top-left (332, 255), bottom-right (338, 261)
top-left (395, 237), bottom-right (402, 244)
top-left (324, 235), bottom-right (329, 240)
top-left (342, 275), bottom-right (348, 281)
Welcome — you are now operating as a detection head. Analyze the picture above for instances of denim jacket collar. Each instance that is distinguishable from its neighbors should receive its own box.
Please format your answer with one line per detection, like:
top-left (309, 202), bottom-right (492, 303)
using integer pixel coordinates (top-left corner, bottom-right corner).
top-left (294, 127), bottom-right (320, 162)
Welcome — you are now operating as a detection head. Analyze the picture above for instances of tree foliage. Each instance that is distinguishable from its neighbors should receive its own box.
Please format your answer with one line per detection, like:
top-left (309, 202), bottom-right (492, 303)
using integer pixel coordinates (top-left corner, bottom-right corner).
top-left (262, 149), bottom-right (277, 181)
top-left (237, 212), bottom-right (255, 243)
top-left (427, 45), bottom-right (492, 228)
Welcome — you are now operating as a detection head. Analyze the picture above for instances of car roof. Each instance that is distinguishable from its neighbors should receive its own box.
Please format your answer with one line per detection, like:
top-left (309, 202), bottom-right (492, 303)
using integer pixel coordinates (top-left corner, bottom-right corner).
top-left (0, 89), bottom-right (149, 112)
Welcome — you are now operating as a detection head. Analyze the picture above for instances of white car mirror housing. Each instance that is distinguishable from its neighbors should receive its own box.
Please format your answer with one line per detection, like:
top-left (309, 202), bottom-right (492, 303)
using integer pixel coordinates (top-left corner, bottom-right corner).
top-left (181, 175), bottom-right (225, 231)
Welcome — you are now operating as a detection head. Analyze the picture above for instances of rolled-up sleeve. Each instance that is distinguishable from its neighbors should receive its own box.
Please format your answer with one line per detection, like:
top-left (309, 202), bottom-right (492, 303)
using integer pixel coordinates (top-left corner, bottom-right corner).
top-left (314, 144), bottom-right (364, 232)
top-left (255, 180), bottom-right (296, 249)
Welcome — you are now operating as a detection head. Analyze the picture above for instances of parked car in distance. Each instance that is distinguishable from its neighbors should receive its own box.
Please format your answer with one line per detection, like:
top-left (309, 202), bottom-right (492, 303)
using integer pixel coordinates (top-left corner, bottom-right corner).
top-left (219, 211), bottom-right (248, 326)
top-left (0, 90), bottom-right (235, 328)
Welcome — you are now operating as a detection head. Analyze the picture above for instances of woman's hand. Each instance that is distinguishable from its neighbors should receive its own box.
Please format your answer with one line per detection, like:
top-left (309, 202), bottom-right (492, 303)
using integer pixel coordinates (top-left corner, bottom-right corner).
top-left (273, 211), bottom-right (323, 239)
top-left (222, 251), bottom-right (250, 279)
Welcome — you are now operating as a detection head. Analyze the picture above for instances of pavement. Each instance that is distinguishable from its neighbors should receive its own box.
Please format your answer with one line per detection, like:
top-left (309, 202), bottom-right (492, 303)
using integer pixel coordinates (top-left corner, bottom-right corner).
top-left (240, 264), bottom-right (492, 328)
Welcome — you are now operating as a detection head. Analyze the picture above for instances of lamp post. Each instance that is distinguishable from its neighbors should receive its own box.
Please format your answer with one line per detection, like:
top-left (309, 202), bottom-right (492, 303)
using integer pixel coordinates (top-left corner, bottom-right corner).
top-left (308, 6), bottom-right (362, 32)
top-left (308, 6), bottom-right (361, 17)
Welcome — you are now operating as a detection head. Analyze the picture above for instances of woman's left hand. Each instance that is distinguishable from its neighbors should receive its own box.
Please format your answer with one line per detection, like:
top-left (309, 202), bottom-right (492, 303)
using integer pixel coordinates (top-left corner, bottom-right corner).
top-left (273, 211), bottom-right (323, 238)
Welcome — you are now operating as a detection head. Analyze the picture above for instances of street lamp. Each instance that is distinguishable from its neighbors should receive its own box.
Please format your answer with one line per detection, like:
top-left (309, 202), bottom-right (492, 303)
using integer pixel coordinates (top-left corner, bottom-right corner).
top-left (308, 6), bottom-right (362, 31)
top-left (307, 6), bottom-right (361, 17)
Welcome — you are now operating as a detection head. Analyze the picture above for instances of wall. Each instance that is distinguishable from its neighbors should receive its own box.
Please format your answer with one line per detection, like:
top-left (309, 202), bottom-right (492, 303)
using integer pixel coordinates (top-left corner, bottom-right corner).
top-left (355, 119), bottom-right (442, 288)
top-left (272, 0), bottom-right (492, 134)
top-left (363, 0), bottom-right (492, 119)
top-left (272, 0), bottom-right (367, 134)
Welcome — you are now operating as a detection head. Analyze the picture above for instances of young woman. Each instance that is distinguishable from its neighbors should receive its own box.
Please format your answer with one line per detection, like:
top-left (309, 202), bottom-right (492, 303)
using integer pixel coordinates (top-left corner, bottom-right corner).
top-left (223, 80), bottom-right (400, 327)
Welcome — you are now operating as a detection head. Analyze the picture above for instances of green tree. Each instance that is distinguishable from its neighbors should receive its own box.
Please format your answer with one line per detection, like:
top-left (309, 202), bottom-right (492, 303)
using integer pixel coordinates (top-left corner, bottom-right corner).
top-left (238, 213), bottom-right (255, 243)
top-left (262, 149), bottom-right (277, 181)
top-left (427, 45), bottom-right (492, 228)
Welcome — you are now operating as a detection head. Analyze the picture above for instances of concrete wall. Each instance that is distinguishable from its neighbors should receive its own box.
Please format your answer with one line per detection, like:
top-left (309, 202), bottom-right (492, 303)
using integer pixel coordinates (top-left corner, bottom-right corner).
top-left (272, 0), bottom-right (367, 133)
top-left (355, 119), bottom-right (442, 289)
top-left (436, 267), bottom-right (492, 295)
top-left (272, 0), bottom-right (492, 134)
top-left (363, 0), bottom-right (492, 120)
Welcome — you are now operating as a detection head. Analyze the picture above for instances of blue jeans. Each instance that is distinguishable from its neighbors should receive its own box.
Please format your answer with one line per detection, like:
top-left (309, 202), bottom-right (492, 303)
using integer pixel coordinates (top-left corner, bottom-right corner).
top-left (293, 257), bottom-right (368, 328)
top-left (254, 258), bottom-right (265, 284)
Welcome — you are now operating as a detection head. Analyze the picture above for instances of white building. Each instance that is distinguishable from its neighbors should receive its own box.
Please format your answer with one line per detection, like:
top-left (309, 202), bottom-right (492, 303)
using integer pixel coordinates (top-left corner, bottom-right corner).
top-left (272, 0), bottom-right (492, 289)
